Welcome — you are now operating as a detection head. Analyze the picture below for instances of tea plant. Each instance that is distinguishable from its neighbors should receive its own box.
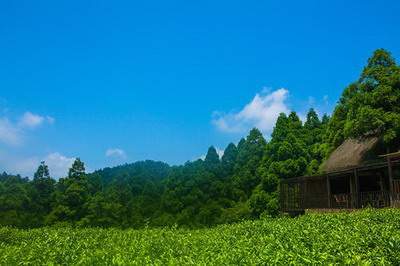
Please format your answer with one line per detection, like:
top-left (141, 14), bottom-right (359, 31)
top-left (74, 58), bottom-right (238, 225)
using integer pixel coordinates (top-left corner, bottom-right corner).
top-left (0, 209), bottom-right (399, 265)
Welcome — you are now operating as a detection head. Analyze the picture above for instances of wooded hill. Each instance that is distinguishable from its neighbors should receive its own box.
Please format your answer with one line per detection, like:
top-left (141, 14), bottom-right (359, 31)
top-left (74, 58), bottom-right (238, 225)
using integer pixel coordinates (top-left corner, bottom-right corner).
top-left (1, 49), bottom-right (399, 228)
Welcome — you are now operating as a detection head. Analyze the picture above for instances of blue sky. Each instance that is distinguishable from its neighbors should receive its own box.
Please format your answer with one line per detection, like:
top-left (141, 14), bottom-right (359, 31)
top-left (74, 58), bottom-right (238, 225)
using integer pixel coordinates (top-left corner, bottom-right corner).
top-left (0, 0), bottom-right (399, 178)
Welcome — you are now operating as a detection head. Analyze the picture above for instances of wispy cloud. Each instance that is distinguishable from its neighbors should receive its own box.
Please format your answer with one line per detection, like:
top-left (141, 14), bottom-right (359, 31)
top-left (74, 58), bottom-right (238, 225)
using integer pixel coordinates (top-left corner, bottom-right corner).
top-left (0, 118), bottom-right (21, 145)
top-left (323, 95), bottom-right (329, 105)
top-left (105, 148), bottom-right (127, 159)
top-left (212, 88), bottom-right (290, 135)
top-left (19, 112), bottom-right (55, 129)
top-left (298, 94), bottom-right (333, 122)
top-left (0, 111), bottom-right (54, 146)
top-left (0, 105), bottom-right (70, 178)
top-left (46, 116), bottom-right (55, 124)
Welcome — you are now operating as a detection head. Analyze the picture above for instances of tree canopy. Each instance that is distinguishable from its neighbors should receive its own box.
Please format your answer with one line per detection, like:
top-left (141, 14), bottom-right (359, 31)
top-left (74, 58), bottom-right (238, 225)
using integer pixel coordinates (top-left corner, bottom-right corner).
top-left (328, 49), bottom-right (400, 150)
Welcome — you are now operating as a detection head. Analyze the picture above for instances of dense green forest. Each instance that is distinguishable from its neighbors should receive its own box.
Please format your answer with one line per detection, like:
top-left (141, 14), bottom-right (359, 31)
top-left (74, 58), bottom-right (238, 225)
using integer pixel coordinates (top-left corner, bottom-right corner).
top-left (1, 49), bottom-right (399, 228)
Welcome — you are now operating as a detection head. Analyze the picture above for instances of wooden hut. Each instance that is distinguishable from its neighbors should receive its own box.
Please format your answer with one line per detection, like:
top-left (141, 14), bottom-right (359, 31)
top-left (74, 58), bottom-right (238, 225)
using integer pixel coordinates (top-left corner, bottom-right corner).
top-left (280, 137), bottom-right (400, 213)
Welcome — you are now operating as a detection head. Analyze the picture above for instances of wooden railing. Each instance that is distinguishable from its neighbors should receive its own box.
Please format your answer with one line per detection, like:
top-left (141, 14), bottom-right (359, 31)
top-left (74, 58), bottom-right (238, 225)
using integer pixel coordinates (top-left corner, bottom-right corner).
top-left (394, 180), bottom-right (400, 193)
top-left (392, 180), bottom-right (400, 207)
top-left (281, 181), bottom-right (400, 212)
top-left (330, 191), bottom-right (393, 209)
top-left (330, 193), bottom-right (355, 209)
top-left (360, 191), bottom-right (391, 208)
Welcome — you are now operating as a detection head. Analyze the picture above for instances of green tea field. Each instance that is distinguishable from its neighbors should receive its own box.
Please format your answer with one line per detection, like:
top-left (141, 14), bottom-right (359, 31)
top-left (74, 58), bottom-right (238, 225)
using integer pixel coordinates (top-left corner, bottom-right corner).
top-left (1, 209), bottom-right (399, 265)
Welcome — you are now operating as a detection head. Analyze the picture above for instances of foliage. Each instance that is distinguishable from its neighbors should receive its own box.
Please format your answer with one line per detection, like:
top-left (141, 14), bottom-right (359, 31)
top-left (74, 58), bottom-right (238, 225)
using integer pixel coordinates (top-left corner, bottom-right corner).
top-left (233, 128), bottom-right (266, 198)
top-left (1, 209), bottom-right (399, 265)
top-left (328, 49), bottom-right (400, 150)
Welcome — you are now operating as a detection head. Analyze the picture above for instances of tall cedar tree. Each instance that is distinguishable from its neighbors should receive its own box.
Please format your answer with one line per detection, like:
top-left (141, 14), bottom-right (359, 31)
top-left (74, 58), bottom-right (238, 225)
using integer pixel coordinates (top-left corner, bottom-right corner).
top-left (32, 161), bottom-right (55, 225)
top-left (328, 49), bottom-right (400, 150)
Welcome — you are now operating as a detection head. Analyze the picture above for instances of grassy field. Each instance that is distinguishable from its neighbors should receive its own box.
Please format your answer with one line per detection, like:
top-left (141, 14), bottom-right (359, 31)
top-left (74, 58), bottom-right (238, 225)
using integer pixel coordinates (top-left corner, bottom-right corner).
top-left (1, 209), bottom-right (399, 265)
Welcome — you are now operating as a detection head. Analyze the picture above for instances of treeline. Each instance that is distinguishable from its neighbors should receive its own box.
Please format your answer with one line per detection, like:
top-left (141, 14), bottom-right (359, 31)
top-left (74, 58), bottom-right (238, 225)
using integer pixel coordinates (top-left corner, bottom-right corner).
top-left (1, 49), bottom-right (399, 228)
top-left (0, 115), bottom-right (327, 228)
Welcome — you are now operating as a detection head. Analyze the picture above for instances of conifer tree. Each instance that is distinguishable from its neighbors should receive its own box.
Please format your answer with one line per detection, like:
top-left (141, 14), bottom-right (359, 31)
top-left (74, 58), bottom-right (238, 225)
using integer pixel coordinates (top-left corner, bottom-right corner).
top-left (328, 49), bottom-right (400, 150)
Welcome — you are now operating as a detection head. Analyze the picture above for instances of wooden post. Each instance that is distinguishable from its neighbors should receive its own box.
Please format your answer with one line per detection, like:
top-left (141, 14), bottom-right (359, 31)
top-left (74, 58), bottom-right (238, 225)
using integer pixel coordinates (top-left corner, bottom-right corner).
top-left (349, 174), bottom-right (354, 208)
top-left (326, 175), bottom-right (331, 208)
top-left (354, 169), bottom-right (359, 208)
top-left (387, 157), bottom-right (394, 207)
top-left (378, 172), bottom-right (384, 191)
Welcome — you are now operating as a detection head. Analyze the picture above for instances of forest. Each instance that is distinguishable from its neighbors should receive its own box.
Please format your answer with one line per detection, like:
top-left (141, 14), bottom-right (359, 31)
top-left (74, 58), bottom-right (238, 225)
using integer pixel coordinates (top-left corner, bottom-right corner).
top-left (1, 49), bottom-right (400, 228)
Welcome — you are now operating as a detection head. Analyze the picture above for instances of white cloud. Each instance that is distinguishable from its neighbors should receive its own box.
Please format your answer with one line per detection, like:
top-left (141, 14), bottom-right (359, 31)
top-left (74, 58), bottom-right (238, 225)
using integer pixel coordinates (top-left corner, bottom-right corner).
top-left (216, 148), bottom-right (224, 158)
top-left (44, 153), bottom-right (75, 179)
top-left (19, 112), bottom-right (45, 128)
top-left (105, 148), bottom-right (127, 159)
top-left (308, 96), bottom-right (316, 106)
top-left (298, 94), bottom-right (333, 123)
top-left (0, 111), bottom-right (54, 146)
top-left (19, 112), bottom-right (54, 128)
top-left (199, 147), bottom-right (224, 161)
top-left (0, 152), bottom-right (75, 179)
top-left (212, 88), bottom-right (290, 135)
top-left (46, 116), bottom-right (55, 124)
top-left (323, 95), bottom-right (329, 105)
top-left (3, 156), bottom-right (38, 177)
top-left (0, 118), bottom-right (21, 145)
top-left (298, 113), bottom-right (307, 123)
top-left (0, 106), bottom-right (66, 178)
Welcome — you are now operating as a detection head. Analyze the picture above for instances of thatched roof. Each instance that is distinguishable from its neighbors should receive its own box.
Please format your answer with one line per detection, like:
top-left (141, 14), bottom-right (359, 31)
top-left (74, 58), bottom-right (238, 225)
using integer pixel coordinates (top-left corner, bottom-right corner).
top-left (321, 137), bottom-right (380, 173)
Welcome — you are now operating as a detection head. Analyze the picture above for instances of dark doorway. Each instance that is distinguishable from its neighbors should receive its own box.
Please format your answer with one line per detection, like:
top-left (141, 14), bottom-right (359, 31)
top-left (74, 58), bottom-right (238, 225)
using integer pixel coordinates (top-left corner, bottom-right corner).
top-left (358, 171), bottom-right (383, 192)
top-left (330, 175), bottom-right (351, 194)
